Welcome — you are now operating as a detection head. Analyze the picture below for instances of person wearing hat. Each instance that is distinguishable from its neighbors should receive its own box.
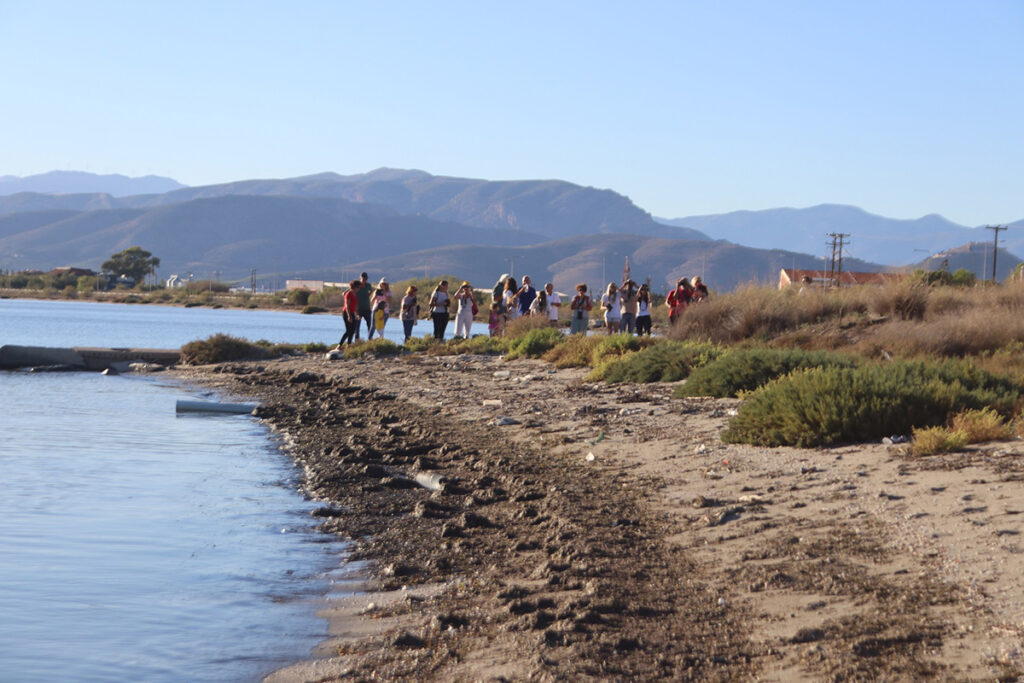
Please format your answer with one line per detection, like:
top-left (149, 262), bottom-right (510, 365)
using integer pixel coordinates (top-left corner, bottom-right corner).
top-left (453, 281), bottom-right (477, 339)
top-left (370, 277), bottom-right (392, 338)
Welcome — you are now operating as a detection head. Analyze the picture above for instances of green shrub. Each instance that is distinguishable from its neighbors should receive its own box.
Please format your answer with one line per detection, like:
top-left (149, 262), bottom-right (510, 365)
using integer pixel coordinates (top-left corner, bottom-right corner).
top-left (503, 315), bottom-right (554, 340)
top-left (286, 288), bottom-right (311, 306)
top-left (301, 305), bottom-right (327, 314)
top-left (591, 333), bottom-right (659, 365)
top-left (444, 335), bottom-right (508, 356)
top-left (678, 348), bottom-right (860, 398)
top-left (505, 327), bottom-right (566, 360)
top-left (404, 335), bottom-right (439, 352)
top-left (722, 360), bottom-right (1024, 447)
top-left (302, 342), bottom-right (329, 353)
top-left (343, 338), bottom-right (402, 359)
top-left (911, 426), bottom-right (968, 455)
top-left (181, 334), bottom-right (269, 365)
top-left (950, 407), bottom-right (1010, 443)
top-left (542, 334), bottom-right (603, 368)
top-left (590, 340), bottom-right (724, 383)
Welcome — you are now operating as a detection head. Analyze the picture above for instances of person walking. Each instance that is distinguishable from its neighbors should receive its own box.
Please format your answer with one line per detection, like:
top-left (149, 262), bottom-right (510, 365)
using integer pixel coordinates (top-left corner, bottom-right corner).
top-left (453, 281), bottom-right (476, 339)
top-left (569, 283), bottom-right (591, 335)
top-left (356, 272), bottom-right (372, 339)
top-left (428, 280), bottom-right (451, 340)
top-left (338, 279), bottom-right (362, 346)
top-left (370, 278), bottom-right (392, 337)
top-left (400, 285), bottom-right (419, 341)
top-left (619, 278), bottom-right (638, 334)
top-left (636, 283), bottom-right (653, 336)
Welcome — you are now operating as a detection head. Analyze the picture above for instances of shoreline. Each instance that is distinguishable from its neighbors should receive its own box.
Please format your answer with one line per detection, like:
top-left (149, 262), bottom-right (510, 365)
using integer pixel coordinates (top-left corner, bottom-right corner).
top-left (174, 352), bottom-right (1024, 680)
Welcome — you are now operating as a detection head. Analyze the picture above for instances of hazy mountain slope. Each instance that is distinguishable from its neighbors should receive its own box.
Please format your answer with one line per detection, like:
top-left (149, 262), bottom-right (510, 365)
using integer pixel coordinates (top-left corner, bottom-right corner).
top-left (0, 195), bottom-right (544, 277)
top-left (913, 242), bottom-right (1022, 281)
top-left (0, 192), bottom-right (133, 214)
top-left (1, 209), bottom-right (147, 256)
top-left (659, 204), bottom-right (973, 266)
top-left (1, 169), bottom-right (708, 242)
top-left (0, 171), bottom-right (184, 196)
top-left (0, 210), bottom-right (83, 240)
top-left (312, 233), bottom-right (886, 294)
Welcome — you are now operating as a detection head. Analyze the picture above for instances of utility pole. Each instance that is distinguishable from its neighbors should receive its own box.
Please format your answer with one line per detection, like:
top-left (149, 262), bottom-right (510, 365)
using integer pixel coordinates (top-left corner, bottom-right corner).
top-left (986, 225), bottom-right (1008, 284)
top-left (826, 233), bottom-right (850, 287)
top-left (250, 269), bottom-right (256, 294)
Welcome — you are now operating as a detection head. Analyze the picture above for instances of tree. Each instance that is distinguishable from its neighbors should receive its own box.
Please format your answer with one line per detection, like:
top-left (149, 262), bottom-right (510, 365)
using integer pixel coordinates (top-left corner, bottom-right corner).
top-left (950, 268), bottom-right (976, 287)
top-left (102, 246), bottom-right (160, 283)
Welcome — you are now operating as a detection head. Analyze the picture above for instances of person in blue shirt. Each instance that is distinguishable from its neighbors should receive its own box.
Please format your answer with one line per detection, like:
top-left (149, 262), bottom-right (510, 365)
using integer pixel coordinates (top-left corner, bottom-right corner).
top-left (517, 275), bottom-right (537, 316)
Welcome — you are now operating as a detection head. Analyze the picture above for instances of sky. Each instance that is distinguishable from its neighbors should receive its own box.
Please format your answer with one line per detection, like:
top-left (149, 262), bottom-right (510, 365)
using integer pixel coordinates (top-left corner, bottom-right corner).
top-left (1, 0), bottom-right (1022, 226)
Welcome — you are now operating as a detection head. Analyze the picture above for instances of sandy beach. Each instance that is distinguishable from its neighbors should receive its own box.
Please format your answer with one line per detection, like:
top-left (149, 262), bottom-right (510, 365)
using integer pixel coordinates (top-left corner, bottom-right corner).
top-left (174, 351), bottom-right (1024, 681)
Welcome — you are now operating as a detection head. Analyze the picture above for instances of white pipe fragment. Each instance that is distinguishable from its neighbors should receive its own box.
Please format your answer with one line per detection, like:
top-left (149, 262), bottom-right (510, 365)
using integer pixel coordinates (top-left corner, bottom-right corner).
top-left (175, 399), bottom-right (257, 415)
top-left (414, 472), bottom-right (445, 491)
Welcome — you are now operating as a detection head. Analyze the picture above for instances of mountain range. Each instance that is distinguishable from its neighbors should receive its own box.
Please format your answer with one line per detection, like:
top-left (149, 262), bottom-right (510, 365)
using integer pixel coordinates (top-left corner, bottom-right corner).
top-left (658, 205), bottom-right (1024, 268)
top-left (1, 170), bottom-right (1020, 291)
top-left (0, 171), bottom-right (184, 197)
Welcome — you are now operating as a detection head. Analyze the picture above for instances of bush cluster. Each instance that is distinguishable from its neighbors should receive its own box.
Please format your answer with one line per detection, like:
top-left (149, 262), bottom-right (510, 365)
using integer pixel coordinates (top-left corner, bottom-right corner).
top-left (542, 334), bottom-right (603, 368)
top-left (181, 334), bottom-right (271, 365)
top-left (342, 338), bottom-right (402, 359)
top-left (722, 360), bottom-right (1023, 447)
top-left (589, 340), bottom-right (724, 383)
top-left (505, 327), bottom-right (568, 360)
top-left (911, 407), bottom-right (1013, 455)
top-left (677, 348), bottom-right (860, 398)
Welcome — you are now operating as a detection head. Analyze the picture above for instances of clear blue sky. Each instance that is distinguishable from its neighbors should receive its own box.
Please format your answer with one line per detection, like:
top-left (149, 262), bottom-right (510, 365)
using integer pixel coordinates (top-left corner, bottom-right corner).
top-left (2, 0), bottom-right (1021, 225)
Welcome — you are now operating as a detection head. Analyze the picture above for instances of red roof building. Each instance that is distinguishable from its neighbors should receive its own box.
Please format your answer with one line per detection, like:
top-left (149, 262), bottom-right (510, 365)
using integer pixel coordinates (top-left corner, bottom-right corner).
top-left (778, 268), bottom-right (904, 290)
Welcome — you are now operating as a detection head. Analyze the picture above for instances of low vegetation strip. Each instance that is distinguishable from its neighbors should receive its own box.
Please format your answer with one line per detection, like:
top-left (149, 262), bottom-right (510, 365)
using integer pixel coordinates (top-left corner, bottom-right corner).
top-left (588, 340), bottom-right (723, 383)
top-left (677, 348), bottom-right (861, 398)
top-left (721, 360), bottom-right (1024, 447)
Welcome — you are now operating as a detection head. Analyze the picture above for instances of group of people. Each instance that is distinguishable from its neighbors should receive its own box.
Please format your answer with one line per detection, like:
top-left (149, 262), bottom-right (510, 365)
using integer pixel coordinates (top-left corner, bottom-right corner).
top-left (336, 270), bottom-right (710, 346)
top-left (338, 272), bottom-right (395, 346)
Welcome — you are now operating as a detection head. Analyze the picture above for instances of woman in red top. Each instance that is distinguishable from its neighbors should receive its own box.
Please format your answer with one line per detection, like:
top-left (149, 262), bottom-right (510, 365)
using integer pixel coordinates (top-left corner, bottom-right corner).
top-left (338, 279), bottom-right (362, 346)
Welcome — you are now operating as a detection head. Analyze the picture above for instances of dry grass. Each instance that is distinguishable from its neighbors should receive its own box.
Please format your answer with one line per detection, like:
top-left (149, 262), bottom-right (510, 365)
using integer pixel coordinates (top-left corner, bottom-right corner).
top-left (667, 281), bottom-right (1024, 362)
top-left (668, 284), bottom-right (880, 344)
top-left (859, 306), bottom-right (1024, 358)
top-left (503, 314), bottom-right (553, 338)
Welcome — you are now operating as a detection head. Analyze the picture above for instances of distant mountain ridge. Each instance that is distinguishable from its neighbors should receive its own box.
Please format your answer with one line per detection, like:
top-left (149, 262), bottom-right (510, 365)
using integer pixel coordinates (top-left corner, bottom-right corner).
top-left (2, 168), bottom-right (1019, 292)
top-left (0, 195), bottom-right (543, 278)
top-left (0, 171), bottom-right (185, 197)
top-left (657, 205), bottom-right (989, 266)
top-left (0, 168), bottom-right (708, 241)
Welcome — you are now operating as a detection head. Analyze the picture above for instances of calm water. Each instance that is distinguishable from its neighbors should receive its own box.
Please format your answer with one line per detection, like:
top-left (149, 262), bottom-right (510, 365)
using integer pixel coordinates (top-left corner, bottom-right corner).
top-left (0, 298), bottom-right (433, 682)
top-left (0, 297), bottom-right (482, 348)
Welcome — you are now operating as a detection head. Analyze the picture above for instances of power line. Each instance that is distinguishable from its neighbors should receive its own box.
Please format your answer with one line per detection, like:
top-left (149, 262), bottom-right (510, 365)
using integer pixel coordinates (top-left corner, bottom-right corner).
top-left (986, 225), bottom-right (1008, 284)
top-left (826, 233), bottom-right (850, 287)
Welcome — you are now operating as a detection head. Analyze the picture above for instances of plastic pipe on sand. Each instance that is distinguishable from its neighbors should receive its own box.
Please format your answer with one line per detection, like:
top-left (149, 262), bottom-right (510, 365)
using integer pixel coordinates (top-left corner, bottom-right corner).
top-left (175, 400), bottom-right (257, 415)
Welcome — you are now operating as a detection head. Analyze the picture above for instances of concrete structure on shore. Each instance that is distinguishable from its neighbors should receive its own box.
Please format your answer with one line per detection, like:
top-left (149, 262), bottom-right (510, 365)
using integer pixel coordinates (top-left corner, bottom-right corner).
top-left (0, 345), bottom-right (180, 371)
